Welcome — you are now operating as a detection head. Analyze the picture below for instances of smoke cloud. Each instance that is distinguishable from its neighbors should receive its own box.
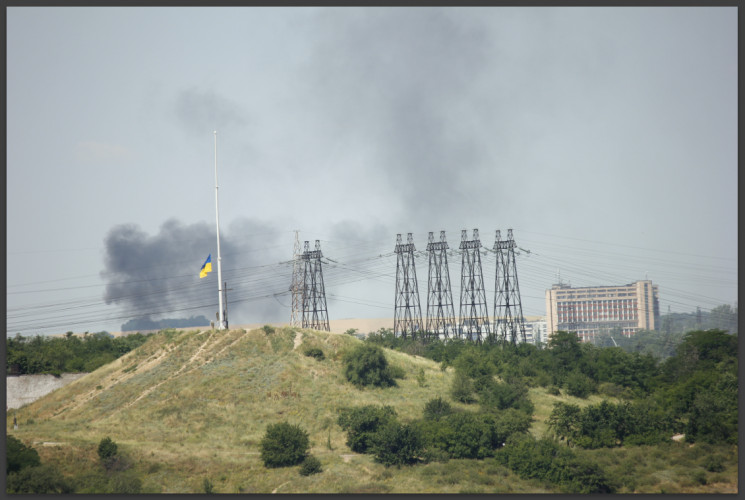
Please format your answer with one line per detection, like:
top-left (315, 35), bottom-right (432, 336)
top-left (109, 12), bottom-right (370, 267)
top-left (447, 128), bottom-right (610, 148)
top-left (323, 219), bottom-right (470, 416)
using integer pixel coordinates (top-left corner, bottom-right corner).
top-left (301, 9), bottom-right (511, 230)
top-left (101, 217), bottom-right (285, 326)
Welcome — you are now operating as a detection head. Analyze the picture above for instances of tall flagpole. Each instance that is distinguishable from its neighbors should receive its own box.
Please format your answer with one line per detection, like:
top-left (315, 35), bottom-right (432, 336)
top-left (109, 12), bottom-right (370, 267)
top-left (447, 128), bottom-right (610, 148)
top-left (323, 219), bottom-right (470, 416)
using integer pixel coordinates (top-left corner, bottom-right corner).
top-left (214, 130), bottom-right (225, 330)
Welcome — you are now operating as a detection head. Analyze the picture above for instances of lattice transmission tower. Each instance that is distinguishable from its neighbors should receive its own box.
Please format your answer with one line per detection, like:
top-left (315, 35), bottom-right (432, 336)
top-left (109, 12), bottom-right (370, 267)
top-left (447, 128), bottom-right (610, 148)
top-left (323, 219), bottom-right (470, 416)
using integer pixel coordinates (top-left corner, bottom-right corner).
top-left (459, 229), bottom-right (490, 343)
top-left (301, 240), bottom-right (330, 331)
top-left (426, 230), bottom-right (456, 340)
top-left (289, 230), bottom-right (303, 327)
top-left (493, 229), bottom-right (526, 344)
top-left (393, 233), bottom-right (423, 339)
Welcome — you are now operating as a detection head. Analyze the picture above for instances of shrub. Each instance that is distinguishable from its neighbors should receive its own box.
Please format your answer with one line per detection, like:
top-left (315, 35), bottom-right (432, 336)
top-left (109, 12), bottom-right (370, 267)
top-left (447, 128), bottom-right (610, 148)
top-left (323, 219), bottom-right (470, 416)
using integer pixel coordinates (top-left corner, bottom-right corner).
top-left (703, 454), bottom-right (725, 472)
top-left (97, 437), bottom-right (118, 462)
top-left (496, 434), bottom-right (616, 493)
top-left (370, 421), bottom-right (424, 467)
top-left (109, 472), bottom-right (142, 494)
top-left (299, 455), bottom-right (323, 476)
top-left (423, 397), bottom-right (453, 421)
top-left (6, 465), bottom-right (74, 494)
top-left (203, 478), bottom-right (214, 493)
top-left (450, 371), bottom-right (476, 404)
top-left (343, 344), bottom-right (396, 388)
top-left (477, 377), bottom-right (534, 415)
top-left (338, 405), bottom-right (397, 453)
top-left (303, 347), bottom-right (325, 360)
top-left (416, 367), bottom-right (427, 387)
top-left (260, 422), bottom-right (310, 468)
top-left (6, 435), bottom-right (41, 474)
top-left (693, 470), bottom-right (708, 485)
top-left (423, 412), bottom-right (500, 459)
top-left (262, 325), bottom-right (275, 334)
top-left (564, 370), bottom-right (595, 398)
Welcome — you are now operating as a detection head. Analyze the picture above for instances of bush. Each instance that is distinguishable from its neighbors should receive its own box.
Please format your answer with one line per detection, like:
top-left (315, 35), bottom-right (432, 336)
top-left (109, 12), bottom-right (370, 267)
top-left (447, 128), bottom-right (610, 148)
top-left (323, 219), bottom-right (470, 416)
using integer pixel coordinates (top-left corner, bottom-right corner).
top-left (109, 472), bottom-right (142, 494)
top-left (337, 405), bottom-right (397, 453)
top-left (564, 370), bottom-right (596, 398)
top-left (6, 435), bottom-right (41, 474)
top-left (416, 367), bottom-right (427, 387)
top-left (343, 344), bottom-right (396, 388)
top-left (260, 422), bottom-right (310, 468)
top-left (303, 347), bottom-right (325, 360)
top-left (423, 397), bottom-right (453, 421)
top-left (299, 455), bottom-right (323, 476)
top-left (203, 478), bottom-right (214, 493)
top-left (370, 421), bottom-right (424, 467)
top-left (703, 454), bottom-right (725, 472)
top-left (6, 465), bottom-right (74, 493)
top-left (477, 377), bottom-right (534, 415)
top-left (450, 371), bottom-right (476, 404)
top-left (97, 437), bottom-right (118, 467)
top-left (496, 434), bottom-right (616, 493)
top-left (422, 412), bottom-right (500, 459)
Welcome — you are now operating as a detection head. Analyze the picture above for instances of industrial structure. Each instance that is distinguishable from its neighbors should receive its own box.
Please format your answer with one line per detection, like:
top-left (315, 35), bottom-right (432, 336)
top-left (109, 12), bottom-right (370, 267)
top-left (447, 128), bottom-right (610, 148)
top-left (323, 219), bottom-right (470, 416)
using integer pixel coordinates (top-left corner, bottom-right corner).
top-left (393, 233), bottom-right (424, 338)
top-left (425, 231), bottom-right (457, 339)
top-left (289, 230), bottom-right (303, 328)
top-left (493, 229), bottom-right (527, 344)
top-left (301, 240), bottom-right (330, 331)
top-left (545, 280), bottom-right (660, 342)
top-left (458, 229), bottom-right (491, 343)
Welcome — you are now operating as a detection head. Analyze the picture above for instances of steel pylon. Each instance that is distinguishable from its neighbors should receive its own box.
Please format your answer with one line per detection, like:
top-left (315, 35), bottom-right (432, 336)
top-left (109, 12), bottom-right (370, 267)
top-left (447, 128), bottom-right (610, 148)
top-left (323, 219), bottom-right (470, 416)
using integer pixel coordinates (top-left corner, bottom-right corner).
top-left (426, 230), bottom-right (456, 340)
top-left (494, 229), bottom-right (526, 344)
top-left (301, 240), bottom-right (330, 331)
top-left (290, 230), bottom-right (303, 327)
top-left (458, 229), bottom-right (490, 343)
top-left (393, 233), bottom-right (423, 339)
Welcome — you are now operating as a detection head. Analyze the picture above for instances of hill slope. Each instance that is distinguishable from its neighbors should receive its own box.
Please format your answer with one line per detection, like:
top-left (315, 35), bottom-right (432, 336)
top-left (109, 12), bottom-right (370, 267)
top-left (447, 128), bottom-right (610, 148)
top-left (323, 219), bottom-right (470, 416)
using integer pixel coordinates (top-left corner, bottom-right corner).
top-left (9, 326), bottom-right (471, 493)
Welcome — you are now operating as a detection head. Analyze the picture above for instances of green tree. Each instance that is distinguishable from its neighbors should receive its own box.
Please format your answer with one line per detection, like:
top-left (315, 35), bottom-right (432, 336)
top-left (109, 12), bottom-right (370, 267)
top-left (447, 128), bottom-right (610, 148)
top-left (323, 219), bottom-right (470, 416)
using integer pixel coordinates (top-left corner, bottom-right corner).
top-left (564, 369), bottom-right (595, 398)
top-left (260, 422), bottom-right (310, 468)
top-left (343, 344), bottom-right (396, 388)
top-left (548, 331), bottom-right (583, 375)
top-left (370, 421), bottom-right (423, 467)
top-left (6, 435), bottom-right (41, 474)
top-left (97, 437), bottom-right (118, 461)
top-left (449, 371), bottom-right (475, 403)
top-left (337, 405), bottom-right (397, 453)
top-left (423, 397), bottom-right (453, 421)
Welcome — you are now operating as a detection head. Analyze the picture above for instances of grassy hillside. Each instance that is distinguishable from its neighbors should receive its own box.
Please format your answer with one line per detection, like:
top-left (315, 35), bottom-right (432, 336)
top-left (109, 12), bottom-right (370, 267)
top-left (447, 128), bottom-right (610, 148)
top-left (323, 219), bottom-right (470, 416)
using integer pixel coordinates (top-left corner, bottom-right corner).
top-left (7, 326), bottom-right (738, 493)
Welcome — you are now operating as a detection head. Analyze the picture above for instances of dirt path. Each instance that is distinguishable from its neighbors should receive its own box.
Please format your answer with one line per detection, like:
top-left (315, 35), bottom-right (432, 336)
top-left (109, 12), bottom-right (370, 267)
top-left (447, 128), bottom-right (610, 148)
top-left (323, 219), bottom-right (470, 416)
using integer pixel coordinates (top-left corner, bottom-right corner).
top-left (293, 331), bottom-right (303, 350)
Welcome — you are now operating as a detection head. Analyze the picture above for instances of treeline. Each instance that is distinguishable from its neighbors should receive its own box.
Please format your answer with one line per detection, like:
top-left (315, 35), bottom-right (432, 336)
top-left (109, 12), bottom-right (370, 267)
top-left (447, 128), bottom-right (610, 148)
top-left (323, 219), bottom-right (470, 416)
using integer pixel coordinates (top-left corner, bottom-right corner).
top-left (6, 331), bottom-right (153, 375)
top-left (353, 327), bottom-right (737, 488)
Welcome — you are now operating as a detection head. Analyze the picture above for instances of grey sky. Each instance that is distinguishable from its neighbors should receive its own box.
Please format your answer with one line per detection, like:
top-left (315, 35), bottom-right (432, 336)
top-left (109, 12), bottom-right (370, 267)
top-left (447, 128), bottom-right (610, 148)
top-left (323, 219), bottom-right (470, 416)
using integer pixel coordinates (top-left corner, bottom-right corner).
top-left (6, 7), bottom-right (737, 335)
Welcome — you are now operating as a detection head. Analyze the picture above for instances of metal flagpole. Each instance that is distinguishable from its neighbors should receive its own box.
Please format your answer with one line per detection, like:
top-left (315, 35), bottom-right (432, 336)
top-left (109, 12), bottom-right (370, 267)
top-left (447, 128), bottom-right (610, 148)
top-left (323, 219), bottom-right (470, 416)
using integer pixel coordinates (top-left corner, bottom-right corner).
top-left (214, 131), bottom-right (225, 330)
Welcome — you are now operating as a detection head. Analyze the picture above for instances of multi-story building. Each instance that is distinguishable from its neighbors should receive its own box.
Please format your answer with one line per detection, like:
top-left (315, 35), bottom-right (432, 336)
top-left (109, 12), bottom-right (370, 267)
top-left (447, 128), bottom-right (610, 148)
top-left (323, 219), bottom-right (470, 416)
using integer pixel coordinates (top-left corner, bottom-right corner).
top-left (545, 280), bottom-right (659, 342)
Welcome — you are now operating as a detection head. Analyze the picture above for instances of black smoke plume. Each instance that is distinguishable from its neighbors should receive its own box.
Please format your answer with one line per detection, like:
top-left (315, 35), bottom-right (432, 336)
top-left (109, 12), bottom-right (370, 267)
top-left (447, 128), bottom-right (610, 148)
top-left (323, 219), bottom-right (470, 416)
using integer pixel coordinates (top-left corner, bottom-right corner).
top-left (102, 218), bottom-right (285, 327)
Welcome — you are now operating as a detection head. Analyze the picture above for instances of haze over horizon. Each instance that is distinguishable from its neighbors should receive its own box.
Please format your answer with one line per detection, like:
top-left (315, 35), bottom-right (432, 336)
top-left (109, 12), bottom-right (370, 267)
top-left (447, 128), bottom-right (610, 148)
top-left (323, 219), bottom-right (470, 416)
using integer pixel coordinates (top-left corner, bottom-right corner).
top-left (7, 7), bottom-right (737, 336)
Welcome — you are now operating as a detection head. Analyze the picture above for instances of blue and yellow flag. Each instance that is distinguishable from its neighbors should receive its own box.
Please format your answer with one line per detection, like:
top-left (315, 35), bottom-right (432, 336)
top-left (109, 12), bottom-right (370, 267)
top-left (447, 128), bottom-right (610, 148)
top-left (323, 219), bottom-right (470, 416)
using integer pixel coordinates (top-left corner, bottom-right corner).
top-left (199, 254), bottom-right (212, 278)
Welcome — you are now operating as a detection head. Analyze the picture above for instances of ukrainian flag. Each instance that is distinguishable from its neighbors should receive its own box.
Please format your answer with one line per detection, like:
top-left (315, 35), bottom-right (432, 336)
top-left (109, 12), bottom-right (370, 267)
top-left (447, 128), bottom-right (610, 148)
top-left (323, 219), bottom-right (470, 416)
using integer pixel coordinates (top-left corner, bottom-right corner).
top-left (200, 254), bottom-right (212, 278)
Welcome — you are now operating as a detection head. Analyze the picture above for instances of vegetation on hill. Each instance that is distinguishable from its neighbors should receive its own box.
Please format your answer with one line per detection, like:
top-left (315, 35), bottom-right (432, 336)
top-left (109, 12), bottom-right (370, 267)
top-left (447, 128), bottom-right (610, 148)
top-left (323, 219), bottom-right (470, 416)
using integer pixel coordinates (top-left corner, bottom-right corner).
top-left (5, 325), bottom-right (738, 493)
top-left (6, 331), bottom-right (153, 375)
